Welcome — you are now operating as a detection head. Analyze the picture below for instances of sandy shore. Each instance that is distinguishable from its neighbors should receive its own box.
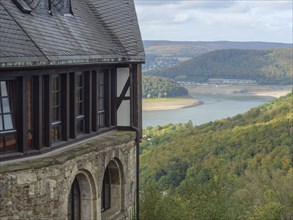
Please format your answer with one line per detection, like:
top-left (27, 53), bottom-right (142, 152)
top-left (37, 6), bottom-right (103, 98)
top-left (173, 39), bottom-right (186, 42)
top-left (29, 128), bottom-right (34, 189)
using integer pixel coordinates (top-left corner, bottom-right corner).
top-left (142, 85), bottom-right (291, 111)
top-left (186, 85), bottom-right (292, 98)
top-left (143, 97), bottom-right (202, 111)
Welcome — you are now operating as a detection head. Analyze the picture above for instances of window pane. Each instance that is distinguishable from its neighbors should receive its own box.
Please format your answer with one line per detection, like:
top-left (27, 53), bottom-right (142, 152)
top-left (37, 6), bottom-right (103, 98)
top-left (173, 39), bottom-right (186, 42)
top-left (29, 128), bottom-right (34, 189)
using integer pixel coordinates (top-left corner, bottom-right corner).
top-left (77, 119), bottom-right (84, 134)
top-left (2, 98), bottom-right (11, 113)
top-left (27, 131), bottom-right (33, 149)
top-left (51, 76), bottom-right (62, 143)
top-left (78, 89), bottom-right (83, 102)
top-left (0, 81), bottom-right (8, 96)
top-left (52, 107), bottom-right (60, 122)
top-left (0, 137), bottom-right (3, 152)
top-left (99, 113), bottom-right (105, 128)
top-left (52, 77), bottom-right (59, 91)
top-left (26, 79), bottom-right (33, 130)
top-left (99, 85), bottom-right (104, 97)
top-left (5, 134), bottom-right (16, 152)
top-left (99, 72), bottom-right (104, 83)
top-left (3, 114), bottom-right (13, 130)
top-left (77, 75), bottom-right (83, 87)
top-left (99, 98), bottom-right (104, 110)
top-left (0, 80), bottom-right (17, 154)
top-left (52, 92), bottom-right (60, 106)
top-left (52, 126), bottom-right (61, 142)
top-left (77, 88), bottom-right (83, 102)
top-left (77, 102), bottom-right (83, 115)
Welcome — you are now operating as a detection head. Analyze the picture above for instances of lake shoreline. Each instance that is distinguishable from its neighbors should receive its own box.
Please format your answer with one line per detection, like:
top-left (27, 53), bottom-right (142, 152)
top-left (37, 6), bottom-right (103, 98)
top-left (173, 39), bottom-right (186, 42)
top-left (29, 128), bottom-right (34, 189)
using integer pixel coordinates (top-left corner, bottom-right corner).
top-left (143, 97), bottom-right (203, 111)
top-left (186, 85), bottom-right (291, 98)
top-left (142, 85), bottom-right (291, 112)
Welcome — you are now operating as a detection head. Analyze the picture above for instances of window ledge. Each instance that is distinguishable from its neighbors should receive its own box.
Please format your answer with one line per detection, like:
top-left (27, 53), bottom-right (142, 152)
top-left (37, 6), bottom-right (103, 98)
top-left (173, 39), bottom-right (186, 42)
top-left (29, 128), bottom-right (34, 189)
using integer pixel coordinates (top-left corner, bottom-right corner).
top-left (0, 130), bottom-right (136, 173)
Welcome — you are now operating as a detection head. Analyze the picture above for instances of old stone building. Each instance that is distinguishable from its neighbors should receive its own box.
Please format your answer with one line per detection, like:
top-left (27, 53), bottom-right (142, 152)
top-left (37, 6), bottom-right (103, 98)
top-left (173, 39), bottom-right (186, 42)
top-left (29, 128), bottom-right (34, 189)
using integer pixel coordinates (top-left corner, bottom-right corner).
top-left (0, 0), bottom-right (144, 219)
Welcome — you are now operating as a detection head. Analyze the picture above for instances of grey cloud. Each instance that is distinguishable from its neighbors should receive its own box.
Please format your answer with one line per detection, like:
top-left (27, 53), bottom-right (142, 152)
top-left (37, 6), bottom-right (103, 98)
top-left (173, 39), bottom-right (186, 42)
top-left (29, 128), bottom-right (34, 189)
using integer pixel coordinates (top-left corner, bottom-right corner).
top-left (135, 0), bottom-right (237, 9)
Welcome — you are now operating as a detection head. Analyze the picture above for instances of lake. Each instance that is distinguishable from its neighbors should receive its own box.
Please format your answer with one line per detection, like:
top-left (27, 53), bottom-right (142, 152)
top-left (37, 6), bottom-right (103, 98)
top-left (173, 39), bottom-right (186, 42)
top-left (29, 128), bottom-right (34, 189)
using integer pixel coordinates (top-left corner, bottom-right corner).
top-left (142, 93), bottom-right (275, 128)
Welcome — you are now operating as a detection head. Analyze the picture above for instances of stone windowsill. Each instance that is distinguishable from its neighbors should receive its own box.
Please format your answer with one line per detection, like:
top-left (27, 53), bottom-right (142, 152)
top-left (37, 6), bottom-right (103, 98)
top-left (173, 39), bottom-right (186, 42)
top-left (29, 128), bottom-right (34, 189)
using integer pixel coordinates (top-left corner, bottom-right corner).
top-left (0, 130), bottom-right (136, 173)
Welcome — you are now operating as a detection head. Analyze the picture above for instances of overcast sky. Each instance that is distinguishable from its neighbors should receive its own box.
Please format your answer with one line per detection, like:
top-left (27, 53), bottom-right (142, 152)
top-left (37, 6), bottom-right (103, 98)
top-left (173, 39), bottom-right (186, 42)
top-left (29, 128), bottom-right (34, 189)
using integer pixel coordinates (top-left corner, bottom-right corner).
top-left (134, 0), bottom-right (293, 43)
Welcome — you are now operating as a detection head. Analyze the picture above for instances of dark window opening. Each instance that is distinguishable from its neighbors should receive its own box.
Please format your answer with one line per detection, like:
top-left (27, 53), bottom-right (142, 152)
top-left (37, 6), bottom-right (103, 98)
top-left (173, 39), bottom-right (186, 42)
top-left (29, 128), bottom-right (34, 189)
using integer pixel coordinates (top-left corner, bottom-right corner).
top-left (68, 178), bottom-right (81, 220)
top-left (0, 81), bottom-right (17, 153)
top-left (101, 167), bottom-right (111, 211)
top-left (26, 78), bottom-right (34, 149)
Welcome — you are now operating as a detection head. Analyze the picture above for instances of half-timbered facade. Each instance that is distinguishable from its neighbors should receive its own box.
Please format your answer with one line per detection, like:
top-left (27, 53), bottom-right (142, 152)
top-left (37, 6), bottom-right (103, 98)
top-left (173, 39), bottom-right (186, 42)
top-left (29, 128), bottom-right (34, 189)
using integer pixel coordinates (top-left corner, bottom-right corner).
top-left (0, 0), bottom-right (144, 219)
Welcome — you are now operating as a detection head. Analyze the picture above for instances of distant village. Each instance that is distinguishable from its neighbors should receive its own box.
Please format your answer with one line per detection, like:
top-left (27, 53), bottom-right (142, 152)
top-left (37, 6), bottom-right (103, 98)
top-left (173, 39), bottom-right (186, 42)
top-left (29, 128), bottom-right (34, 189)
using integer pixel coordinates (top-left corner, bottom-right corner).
top-left (178, 78), bottom-right (258, 86)
top-left (143, 57), bottom-right (180, 71)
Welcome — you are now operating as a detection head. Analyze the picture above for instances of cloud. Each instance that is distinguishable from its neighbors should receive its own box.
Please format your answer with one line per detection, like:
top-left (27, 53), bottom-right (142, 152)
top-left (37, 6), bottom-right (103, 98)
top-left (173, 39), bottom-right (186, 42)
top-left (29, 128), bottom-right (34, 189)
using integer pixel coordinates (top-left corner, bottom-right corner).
top-left (168, 0), bottom-right (237, 10)
top-left (173, 12), bottom-right (191, 22)
top-left (135, 0), bottom-right (237, 9)
top-left (134, 0), bottom-right (293, 43)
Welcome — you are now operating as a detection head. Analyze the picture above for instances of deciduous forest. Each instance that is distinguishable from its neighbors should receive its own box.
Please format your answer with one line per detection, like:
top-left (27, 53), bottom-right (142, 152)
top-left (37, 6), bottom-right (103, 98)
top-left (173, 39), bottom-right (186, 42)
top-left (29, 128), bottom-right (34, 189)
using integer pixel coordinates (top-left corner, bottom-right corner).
top-left (140, 93), bottom-right (293, 219)
top-left (145, 49), bottom-right (292, 85)
top-left (142, 75), bottom-right (188, 98)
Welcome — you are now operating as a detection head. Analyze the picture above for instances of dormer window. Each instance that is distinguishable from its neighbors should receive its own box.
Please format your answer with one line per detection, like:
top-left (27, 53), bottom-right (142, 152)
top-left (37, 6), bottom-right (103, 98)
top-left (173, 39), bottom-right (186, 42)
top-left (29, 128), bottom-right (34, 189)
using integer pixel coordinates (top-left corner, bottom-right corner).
top-left (64, 0), bottom-right (73, 16)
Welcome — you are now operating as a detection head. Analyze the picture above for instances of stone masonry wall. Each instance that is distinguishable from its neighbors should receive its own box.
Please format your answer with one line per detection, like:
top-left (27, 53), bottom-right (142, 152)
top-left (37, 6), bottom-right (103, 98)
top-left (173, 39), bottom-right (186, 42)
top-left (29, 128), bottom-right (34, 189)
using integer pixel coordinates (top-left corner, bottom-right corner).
top-left (0, 131), bottom-right (137, 220)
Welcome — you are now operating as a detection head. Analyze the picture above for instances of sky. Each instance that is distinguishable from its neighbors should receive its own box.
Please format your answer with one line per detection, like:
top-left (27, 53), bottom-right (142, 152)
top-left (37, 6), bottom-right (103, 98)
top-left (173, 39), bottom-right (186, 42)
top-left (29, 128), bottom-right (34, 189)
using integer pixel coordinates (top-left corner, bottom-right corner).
top-left (134, 0), bottom-right (293, 43)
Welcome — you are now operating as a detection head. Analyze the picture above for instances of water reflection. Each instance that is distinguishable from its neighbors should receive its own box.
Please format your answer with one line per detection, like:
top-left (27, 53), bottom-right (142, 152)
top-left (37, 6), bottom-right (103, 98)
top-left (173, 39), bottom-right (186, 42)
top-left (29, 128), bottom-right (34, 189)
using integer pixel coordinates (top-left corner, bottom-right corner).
top-left (142, 93), bottom-right (274, 128)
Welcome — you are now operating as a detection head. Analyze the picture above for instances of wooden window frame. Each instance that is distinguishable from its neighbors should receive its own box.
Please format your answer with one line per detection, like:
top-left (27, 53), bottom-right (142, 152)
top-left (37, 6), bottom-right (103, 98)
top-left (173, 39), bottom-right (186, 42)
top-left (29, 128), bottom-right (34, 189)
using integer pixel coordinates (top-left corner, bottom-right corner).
top-left (97, 69), bottom-right (114, 129)
top-left (76, 73), bottom-right (85, 135)
top-left (0, 66), bottom-right (118, 159)
top-left (51, 75), bottom-right (63, 143)
top-left (0, 80), bottom-right (17, 153)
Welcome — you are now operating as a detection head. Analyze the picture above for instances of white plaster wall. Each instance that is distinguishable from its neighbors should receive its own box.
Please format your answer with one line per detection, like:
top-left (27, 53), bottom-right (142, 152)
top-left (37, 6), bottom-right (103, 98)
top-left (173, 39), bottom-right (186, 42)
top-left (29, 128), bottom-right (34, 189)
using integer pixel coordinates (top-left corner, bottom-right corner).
top-left (117, 68), bottom-right (130, 97)
top-left (117, 68), bottom-right (130, 127)
top-left (117, 101), bottom-right (130, 126)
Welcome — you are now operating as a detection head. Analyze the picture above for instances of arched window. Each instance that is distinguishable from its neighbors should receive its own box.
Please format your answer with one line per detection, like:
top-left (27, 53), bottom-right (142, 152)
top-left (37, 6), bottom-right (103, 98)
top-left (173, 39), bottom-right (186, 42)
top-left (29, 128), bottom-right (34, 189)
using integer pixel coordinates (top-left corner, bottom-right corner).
top-left (68, 173), bottom-right (93, 219)
top-left (68, 179), bottom-right (80, 220)
top-left (101, 160), bottom-right (125, 219)
top-left (101, 167), bottom-right (111, 211)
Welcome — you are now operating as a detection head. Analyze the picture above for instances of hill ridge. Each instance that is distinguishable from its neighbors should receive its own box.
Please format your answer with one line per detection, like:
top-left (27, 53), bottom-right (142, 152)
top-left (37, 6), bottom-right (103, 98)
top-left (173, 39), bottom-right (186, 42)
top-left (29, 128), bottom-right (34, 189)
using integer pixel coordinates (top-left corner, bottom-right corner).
top-left (145, 48), bottom-right (293, 84)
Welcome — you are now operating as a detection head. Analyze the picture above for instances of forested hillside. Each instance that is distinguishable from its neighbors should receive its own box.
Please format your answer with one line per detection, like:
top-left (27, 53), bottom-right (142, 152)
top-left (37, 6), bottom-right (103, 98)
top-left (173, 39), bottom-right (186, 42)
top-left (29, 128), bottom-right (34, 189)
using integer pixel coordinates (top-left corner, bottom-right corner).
top-left (142, 75), bottom-right (188, 98)
top-left (140, 93), bottom-right (293, 219)
top-left (145, 49), bottom-right (293, 85)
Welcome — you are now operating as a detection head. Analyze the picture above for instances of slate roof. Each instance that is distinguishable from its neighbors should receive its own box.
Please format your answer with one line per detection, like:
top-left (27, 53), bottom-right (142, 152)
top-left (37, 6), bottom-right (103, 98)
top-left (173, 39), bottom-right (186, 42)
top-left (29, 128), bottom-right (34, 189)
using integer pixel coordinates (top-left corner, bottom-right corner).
top-left (0, 0), bottom-right (145, 68)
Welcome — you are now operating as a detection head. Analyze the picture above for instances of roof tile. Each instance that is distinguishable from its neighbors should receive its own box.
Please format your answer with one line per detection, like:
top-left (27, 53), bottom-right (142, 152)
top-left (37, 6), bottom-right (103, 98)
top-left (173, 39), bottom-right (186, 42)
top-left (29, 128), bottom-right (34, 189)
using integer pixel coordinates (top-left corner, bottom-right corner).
top-left (0, 0), bottom-right (144, 67)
